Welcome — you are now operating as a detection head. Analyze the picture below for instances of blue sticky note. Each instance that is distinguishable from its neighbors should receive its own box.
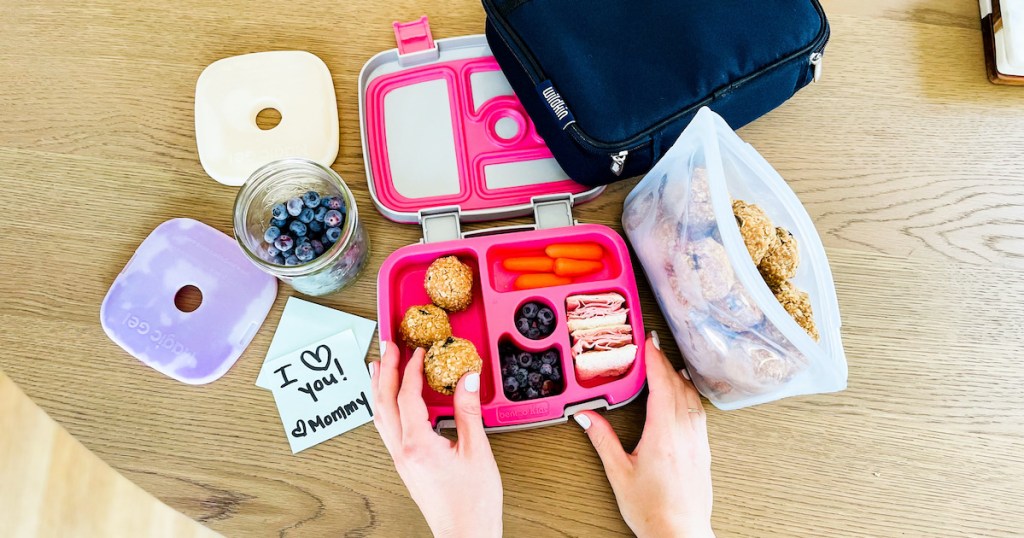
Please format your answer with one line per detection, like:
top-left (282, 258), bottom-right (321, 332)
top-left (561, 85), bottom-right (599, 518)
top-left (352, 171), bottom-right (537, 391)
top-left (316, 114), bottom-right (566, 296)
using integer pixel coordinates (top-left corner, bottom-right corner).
top-left (259, 297), bottom-right (377, 385)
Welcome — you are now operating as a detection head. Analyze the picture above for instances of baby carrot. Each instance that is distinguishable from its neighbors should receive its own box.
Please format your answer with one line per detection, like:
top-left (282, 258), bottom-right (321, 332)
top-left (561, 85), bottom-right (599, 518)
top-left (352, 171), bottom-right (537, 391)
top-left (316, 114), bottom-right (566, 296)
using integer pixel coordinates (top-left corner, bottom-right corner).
top-left (553, 258), bottom-right (604, 277)
top-left (513, 273), bottom-right (573, 290)
top-left (502, 256), bottom-right (555, 273)
top-left (544, 242), bottom-right (604, 260)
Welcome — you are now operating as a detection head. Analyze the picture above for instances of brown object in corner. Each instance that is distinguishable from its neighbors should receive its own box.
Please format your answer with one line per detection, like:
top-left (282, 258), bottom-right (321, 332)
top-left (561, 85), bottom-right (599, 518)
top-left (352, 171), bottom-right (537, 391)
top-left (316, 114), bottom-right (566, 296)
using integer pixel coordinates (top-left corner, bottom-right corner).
top-left (983, 0), bottom-right (1024, 85)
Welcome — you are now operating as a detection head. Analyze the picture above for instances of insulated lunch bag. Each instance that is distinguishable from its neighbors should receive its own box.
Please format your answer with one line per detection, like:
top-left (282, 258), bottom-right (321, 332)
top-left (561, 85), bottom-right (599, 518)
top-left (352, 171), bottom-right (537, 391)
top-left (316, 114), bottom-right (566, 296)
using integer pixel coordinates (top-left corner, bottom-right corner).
top-left (483, 0), bottom-right (830, 186)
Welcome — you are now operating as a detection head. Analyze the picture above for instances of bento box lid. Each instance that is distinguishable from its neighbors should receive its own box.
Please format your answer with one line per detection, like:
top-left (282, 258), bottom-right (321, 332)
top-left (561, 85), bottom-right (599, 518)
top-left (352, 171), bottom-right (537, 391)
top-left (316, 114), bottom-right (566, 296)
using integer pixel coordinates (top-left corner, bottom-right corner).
top-left (357, 17), bottom-right (604, 239)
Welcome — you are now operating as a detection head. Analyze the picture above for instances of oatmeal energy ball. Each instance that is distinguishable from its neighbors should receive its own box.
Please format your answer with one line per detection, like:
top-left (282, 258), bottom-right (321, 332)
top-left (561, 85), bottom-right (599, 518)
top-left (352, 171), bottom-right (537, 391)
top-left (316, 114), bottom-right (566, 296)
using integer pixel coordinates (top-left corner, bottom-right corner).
top-left (399, 304), bottom-right (452, 350)
top-left (759, 227), bottom-right (800, 288)
top-left (733, 199), bottom-right (778, 265)
top-left (772, 281), bottom-right (819, 341)
top-left (425, 337), bottom-right (483, 396)
top-left (424, 256), bottom-right (474, 311)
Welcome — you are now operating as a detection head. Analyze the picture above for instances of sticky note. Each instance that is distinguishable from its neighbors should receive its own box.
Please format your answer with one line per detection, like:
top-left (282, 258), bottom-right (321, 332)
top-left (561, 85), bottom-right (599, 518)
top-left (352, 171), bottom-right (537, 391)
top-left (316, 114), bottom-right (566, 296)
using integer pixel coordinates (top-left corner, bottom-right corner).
top-left (258, 330), bottom-right (374, 453)
top-left (262, 296), bottom-right (377, 373)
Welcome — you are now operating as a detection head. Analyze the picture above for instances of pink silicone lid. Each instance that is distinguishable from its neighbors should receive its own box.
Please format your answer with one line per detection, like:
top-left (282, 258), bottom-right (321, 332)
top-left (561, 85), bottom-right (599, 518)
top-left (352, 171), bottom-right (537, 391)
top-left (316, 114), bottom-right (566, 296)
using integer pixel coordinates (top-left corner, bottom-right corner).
top-left (359, 18), bottom-right (601, 223)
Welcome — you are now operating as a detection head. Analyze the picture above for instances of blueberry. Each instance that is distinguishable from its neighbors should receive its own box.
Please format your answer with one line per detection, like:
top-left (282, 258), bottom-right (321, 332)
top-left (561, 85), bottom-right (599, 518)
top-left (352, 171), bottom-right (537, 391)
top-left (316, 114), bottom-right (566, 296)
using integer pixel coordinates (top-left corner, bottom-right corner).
top-left (284, 255), bottom-right (300, 266)
top-left (541, 380), bottom-right (556, 397)
top-left (302, 191), bottom-right (321, 208)
top-left (271, 203), bottom-right (287, 220)
top-left (314, 206), bottom-right (328, 222)
top-left (517, 352), bottom-right (533, 368)
top-left (274, 234), bottom-right (294, 252)
top-left (541, 351), bottom-right (558, 365)
top-left (504, 377), bottom-right (519, 393)
top-left (288, 220), bottom-right (307, 237)
top-left (271, 254), bottom-right (286, 265)
top-left (298, 207), bottom-right (315, 224)
top-left (263, 226), bottom-right (281, 243)
top-left (539, 363), bottom-right (553, 376)
top-left (515, 369), bottom-right (528, 384)
top-left (286, 198), bottom-right (304, 216)
top-left (502, 354), bottom-right (517, 368)
top-left (526, 327), bottom-right (541, 340)
top-left (521, 302), bottom-right (539, 319)
top-left (270, 217), bottom-right (288, 228)
top-left (323, 196), bottom-right (343, 210)
top-left (295, 243), bottom-right (315, 262)
top-left (528, 371), bottom-right (542, 387)
top-left (325, 226), bottom-right (342, 243)
top-left (311, 239), bottom-right (325, 256)
top-left (549, 368), bottom-right (562, 382)
top-left (324, 209), bottom-right (343, 227)
top-left (267, 244), bottom-right (280, 257)
top-left (537, 307), bottom-right (554, 325)
top-left (525, 387), bottom-right (539, 400)
top-left (516, 317), bottom-right (530, 334)
top-left (308, 219), bottom-right (323, 233)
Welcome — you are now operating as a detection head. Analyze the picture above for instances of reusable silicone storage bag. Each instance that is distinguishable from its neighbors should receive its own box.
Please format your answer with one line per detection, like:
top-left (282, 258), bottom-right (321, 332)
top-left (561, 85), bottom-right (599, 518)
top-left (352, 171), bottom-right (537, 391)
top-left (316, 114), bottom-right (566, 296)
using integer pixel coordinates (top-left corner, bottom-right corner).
top-left (360, 17), bottom-right (647, 432)
top-left (623, 108), bottom-right (847, 410)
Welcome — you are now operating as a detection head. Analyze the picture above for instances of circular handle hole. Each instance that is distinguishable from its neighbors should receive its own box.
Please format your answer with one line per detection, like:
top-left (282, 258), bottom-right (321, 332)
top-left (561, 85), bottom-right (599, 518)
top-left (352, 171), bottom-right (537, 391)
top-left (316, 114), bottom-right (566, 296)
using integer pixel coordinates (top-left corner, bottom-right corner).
top-left (174, 285), bottom-right (203, 313)
top-left (255, 108), bottom-right (282, 130)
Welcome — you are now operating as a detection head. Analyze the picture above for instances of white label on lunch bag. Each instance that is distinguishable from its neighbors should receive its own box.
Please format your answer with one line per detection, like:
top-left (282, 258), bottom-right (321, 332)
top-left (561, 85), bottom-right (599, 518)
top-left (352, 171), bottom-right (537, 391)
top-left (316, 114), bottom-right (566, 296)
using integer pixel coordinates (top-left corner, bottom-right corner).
top-left (537, 80), bottom-right (576, 130)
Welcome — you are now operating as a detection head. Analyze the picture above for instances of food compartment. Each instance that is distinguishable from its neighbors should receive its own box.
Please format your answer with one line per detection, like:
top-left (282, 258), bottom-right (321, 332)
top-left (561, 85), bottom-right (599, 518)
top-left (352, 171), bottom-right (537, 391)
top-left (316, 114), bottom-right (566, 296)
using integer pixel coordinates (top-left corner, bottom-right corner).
top-left (378, 245), bottom-right (495, 409)
top-left (512, 298), bottom-right (558, 341)
top-left (563, 285), bottom-right (643, 389)
top-left (485, 225), bottom-right (624, 293)
top-left (495, 336), bottom-right (566, 401)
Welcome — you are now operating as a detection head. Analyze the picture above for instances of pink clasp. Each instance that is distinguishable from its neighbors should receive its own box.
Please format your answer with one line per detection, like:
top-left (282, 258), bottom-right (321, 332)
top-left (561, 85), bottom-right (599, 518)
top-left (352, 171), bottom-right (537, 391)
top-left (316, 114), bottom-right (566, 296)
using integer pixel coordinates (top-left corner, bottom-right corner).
top-left (393, 16), bottom-right (435, 55)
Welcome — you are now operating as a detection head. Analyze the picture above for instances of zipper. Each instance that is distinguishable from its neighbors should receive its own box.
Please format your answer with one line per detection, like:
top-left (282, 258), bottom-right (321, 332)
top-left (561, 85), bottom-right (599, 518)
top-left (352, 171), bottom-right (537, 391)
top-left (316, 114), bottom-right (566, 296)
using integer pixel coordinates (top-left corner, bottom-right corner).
top-left (483, 0), bottom-right (830, 160)
top-left (809, 51), bottom-right (824, 83)
top-left (610, 150), bottom-right (629, 176)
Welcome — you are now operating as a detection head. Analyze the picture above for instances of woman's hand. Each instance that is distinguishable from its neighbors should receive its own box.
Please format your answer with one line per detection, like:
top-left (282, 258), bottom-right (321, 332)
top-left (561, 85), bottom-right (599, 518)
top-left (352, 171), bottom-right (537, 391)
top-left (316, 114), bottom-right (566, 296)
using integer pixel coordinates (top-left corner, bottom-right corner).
top-left (574, 332), bottom-right (714, 538)
top-left (369, 341), bottom-right (502, 538)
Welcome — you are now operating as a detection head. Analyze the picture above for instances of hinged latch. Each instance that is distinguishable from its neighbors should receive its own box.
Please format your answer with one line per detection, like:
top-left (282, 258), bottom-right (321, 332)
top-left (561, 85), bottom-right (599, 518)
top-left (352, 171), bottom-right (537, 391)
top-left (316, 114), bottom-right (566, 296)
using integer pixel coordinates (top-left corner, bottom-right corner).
top-left (393, 16), bottom-right (439, 67)
top-left (419, 206), bottom-right (462, 244)
top-left (532, 194), bottom-right (576, 230)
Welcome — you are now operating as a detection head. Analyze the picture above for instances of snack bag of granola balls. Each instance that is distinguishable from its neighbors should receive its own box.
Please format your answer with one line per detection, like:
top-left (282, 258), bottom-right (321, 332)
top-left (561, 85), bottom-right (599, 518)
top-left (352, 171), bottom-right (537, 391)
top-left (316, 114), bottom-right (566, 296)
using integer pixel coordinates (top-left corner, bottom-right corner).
top-left (622, 108), bottom-right (847, 410)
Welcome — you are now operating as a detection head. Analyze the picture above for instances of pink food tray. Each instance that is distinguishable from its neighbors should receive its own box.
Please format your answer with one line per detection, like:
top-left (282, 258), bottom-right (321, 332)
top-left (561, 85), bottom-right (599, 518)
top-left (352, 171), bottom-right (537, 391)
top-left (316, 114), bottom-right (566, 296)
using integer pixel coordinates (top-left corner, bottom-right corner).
top-left (377, 223), bottom-right (646, 431)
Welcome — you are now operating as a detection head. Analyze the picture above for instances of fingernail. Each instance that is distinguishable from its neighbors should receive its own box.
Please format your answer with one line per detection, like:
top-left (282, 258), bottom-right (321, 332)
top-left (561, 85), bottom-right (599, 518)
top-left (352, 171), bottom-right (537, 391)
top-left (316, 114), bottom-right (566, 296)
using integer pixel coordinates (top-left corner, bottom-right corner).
top-left (680, 367), bottom-right (691, 380)
top-left (465, 372), bottom-right (480, 393)
top-left (651, 330), bottom-right (661, 351)
top-left (367, 361), bottom-right (376, 377)
top-left (378, 340), bottom-right (387, 358)
top-left (573, 414), bottom-right (592, 430)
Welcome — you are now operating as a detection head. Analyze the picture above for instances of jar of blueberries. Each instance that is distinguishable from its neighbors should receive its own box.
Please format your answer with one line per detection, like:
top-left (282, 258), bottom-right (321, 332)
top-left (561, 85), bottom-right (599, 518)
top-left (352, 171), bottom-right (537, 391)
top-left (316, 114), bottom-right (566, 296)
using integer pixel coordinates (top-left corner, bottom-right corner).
top-left (233, 158), bottom-right (370, 296)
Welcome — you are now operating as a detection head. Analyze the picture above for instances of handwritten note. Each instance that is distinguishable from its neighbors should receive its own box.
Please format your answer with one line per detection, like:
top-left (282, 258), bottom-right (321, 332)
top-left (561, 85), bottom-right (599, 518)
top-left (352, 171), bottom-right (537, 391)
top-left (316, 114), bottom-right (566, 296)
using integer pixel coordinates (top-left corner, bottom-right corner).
top-left (257, 330), bottom-right (373, 453)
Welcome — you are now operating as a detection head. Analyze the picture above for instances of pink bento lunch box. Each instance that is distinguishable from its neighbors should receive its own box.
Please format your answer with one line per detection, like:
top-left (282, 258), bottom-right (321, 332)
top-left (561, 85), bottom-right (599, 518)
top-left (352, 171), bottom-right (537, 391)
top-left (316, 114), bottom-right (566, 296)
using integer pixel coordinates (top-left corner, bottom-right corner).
top-left (360, 17), bottom-right (647, 432)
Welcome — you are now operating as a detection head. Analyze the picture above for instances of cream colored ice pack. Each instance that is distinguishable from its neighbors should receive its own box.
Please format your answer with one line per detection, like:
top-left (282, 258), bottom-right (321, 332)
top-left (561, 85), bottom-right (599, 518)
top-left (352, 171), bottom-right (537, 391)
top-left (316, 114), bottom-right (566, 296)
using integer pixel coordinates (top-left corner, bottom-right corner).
top-left (195, 51), bottom-right (339, 186)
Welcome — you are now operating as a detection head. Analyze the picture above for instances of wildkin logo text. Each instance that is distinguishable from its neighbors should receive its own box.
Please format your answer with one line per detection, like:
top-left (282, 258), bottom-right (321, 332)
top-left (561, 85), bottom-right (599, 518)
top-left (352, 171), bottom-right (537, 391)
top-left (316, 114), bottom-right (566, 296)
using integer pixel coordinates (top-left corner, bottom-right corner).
top-left (537, 81), bottom-right (575, 129)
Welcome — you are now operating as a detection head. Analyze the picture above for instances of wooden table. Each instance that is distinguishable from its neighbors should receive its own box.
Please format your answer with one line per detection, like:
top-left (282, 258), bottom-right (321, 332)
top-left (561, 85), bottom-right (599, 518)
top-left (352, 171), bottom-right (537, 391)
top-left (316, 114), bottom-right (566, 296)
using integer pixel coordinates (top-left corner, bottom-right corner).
top-left (2, 0), bottom-right (1023, 536)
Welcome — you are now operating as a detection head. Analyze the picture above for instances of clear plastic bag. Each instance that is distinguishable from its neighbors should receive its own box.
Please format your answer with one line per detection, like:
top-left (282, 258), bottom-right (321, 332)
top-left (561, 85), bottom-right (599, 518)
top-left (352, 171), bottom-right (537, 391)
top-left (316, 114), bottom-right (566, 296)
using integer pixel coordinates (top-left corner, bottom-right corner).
top-left (623, 107), bottom-right (847, 409)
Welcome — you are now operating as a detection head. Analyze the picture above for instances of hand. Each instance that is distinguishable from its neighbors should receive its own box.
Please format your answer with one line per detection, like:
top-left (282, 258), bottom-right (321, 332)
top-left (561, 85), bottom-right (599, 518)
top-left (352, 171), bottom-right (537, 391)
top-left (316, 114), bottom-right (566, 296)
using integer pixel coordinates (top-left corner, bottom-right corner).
top-left (369, 341), bottom-right (503, 538)
top-left (574, 332), bottom-right (714, 538)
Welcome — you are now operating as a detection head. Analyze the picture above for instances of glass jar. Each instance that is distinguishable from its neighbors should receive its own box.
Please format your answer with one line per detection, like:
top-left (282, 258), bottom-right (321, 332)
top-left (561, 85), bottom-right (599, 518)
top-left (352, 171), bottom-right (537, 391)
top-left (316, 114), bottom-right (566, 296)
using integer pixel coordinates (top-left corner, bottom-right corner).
top-left (233, 158), bottom-right (370, 296)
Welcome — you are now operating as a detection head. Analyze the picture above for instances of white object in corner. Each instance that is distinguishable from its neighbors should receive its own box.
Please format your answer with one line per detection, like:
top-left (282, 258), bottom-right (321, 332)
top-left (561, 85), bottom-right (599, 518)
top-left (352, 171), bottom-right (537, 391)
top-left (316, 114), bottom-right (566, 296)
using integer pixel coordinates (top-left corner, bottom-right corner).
top-left (195, 51), bottom-right (340, 186)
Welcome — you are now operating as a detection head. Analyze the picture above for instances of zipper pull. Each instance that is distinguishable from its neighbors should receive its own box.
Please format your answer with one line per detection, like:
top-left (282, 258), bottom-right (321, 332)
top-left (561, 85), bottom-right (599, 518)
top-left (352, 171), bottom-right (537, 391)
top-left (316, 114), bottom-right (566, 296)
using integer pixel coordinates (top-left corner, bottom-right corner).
top-left (810, 52), bottom-right (824, 83)
top-left (610, 150), bottom-right (629, 176)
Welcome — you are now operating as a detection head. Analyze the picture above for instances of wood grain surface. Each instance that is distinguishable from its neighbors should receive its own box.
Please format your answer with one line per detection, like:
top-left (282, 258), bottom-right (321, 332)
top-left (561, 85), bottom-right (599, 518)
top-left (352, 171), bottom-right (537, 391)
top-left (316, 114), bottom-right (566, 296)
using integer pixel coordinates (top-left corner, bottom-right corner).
top-left (2, 0), bottom-right (1023, 536)
top-left (0, 371), bottom-right (221, 538)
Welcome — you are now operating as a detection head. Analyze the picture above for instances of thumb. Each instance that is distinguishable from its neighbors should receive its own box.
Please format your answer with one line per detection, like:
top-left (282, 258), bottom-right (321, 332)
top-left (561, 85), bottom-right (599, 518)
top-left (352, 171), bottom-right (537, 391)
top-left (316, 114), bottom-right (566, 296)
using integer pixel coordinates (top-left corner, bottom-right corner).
top-left (574, 411), bottom-right (630, 475)
top-left (453, 371), bottom-right (488, 448)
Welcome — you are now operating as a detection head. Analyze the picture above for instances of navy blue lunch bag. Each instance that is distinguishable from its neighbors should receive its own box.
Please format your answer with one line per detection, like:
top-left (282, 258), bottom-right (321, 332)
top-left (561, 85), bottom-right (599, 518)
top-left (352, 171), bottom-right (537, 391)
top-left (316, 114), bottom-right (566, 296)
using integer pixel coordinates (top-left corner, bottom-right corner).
top-left (482, 0), bottom-right (830, 186)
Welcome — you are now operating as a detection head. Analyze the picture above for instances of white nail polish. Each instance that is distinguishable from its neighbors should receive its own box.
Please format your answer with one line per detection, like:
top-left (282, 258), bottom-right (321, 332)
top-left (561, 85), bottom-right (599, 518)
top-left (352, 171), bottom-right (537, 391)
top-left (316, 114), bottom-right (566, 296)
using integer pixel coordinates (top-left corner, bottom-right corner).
top-left (573, 414), bottom-right (592, 430)
top-left (651, 330), bottom-right (661, 350)
top-left (680, 368), bottom-right (691, 380)
top-left (465, 372), bottom-right (480, 393)
top-left (378, 340), bottom-right (387, 358)
top-left (367, 362), bottom-right (376, 377)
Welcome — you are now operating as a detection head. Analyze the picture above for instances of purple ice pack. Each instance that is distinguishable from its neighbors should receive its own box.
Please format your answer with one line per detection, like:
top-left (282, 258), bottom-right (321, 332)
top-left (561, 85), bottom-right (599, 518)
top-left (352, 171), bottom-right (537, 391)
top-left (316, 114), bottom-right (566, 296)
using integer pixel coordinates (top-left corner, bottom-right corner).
top-left (101, 218), bottom-right (278, 384)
